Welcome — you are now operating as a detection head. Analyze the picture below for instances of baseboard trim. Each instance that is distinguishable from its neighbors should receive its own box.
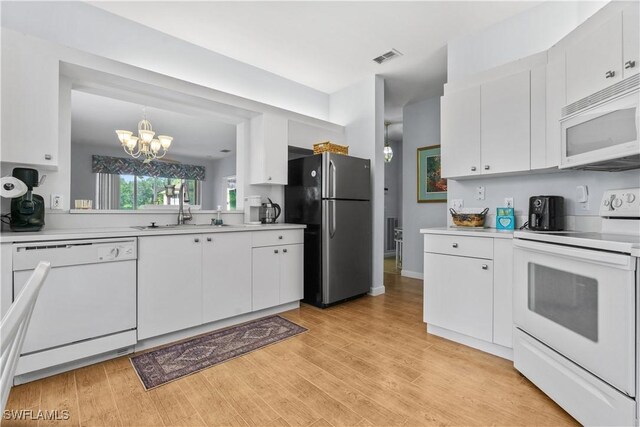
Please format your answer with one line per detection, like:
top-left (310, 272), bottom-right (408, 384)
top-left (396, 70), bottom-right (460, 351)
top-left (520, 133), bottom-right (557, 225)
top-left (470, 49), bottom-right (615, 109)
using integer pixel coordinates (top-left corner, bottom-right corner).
top-left (427, 324), bottom-right (513, 361)
top-left (401, 270), bottom-right (423, 280)
top-left (368, 285), bottom-right (386, 296)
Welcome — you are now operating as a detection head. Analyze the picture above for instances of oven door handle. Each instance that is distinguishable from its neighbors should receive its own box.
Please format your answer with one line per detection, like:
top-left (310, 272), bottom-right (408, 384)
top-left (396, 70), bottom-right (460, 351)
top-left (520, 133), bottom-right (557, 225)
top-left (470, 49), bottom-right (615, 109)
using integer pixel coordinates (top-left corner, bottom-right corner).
top-left (513, 238), bottom-right (633, 269)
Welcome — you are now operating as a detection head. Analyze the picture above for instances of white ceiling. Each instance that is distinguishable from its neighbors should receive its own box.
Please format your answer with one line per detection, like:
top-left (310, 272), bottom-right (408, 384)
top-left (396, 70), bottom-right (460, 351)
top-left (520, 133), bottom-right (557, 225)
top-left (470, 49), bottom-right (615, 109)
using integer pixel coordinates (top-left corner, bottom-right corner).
top-left (91, 1), bottom-right (540, 121)
top-left (71, 90), bottom-right (237, 159)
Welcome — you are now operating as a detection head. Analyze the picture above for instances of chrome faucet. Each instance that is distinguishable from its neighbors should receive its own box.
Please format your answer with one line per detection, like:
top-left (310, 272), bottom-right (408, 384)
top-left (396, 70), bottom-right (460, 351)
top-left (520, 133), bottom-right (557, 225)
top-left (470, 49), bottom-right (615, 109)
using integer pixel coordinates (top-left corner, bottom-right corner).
top-left (177, 179), bottom-right (192, 225)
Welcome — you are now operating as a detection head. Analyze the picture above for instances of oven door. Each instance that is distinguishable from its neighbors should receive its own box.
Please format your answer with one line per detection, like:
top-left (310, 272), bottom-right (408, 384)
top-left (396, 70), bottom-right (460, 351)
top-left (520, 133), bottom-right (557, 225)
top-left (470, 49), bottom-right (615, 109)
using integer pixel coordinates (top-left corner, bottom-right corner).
top-left (560, 89), bottom-right (639, 170)
top-left (513, 238), bottom-right (636, 396)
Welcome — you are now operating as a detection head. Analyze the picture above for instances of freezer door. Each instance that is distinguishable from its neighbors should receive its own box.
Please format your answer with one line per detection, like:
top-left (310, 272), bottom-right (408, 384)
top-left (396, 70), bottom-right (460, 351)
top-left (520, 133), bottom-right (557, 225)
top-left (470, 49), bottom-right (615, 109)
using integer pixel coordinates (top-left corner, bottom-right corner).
top-left (322, 199), bottom-right (372, 304)
top-left (322, 153), bottom-right (371, 200)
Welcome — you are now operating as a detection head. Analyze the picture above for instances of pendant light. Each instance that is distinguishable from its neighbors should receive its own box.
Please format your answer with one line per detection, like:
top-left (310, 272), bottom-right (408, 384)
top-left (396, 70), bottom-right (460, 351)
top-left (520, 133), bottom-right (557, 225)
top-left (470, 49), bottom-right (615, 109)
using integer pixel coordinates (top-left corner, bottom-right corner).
top-left (384, 122), bottom-right (393, 163)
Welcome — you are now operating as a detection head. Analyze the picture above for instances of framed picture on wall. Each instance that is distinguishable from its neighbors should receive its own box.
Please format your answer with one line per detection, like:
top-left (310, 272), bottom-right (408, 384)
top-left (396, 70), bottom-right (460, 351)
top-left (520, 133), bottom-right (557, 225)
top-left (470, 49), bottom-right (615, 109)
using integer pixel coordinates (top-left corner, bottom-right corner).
top-left (417, 145), bottom-right (447, 203)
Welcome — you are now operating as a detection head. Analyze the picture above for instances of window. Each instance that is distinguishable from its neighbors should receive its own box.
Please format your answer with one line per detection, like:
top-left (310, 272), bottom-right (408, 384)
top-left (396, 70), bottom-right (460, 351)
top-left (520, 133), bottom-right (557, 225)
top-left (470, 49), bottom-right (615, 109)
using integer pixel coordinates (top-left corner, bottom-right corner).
top-left (98, 174), bottom-right (201, 210)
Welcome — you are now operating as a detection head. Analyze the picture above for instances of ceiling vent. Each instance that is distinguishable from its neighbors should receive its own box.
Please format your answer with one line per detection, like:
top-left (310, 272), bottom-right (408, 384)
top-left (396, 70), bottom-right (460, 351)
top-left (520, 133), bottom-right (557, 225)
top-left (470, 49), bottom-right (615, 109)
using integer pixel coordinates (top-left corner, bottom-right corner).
top-left (373, 49), bottom-right (403, 64)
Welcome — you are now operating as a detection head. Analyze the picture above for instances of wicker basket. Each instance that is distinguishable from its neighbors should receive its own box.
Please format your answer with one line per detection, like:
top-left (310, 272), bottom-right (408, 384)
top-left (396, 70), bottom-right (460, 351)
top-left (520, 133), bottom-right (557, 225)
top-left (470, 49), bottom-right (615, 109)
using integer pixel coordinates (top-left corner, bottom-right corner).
top-left (313, 141), bottom-right (349, 155)
top-left (449, 208), bottom-right (489, 227)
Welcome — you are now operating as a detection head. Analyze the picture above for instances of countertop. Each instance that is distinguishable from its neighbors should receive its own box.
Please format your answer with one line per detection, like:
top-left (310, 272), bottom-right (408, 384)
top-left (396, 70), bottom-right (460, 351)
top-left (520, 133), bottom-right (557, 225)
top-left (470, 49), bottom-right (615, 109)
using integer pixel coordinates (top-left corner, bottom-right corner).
top-left (0, 223), bottom-right (306, 244)
top-left (420, 227), bottom-right (514, 239)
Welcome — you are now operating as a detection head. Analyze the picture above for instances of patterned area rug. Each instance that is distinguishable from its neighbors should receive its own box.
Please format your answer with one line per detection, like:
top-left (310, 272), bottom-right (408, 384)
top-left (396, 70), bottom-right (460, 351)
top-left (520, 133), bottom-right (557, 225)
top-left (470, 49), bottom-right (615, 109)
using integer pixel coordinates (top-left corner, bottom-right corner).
top-left (130, 315), bottom-right (307, 390)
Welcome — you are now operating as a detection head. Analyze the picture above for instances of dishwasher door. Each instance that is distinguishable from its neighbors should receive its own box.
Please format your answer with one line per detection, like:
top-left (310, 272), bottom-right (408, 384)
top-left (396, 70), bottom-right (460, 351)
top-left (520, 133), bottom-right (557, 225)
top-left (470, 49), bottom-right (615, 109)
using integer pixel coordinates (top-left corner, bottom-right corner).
top-left (13, 239), bottom-right (137, 355)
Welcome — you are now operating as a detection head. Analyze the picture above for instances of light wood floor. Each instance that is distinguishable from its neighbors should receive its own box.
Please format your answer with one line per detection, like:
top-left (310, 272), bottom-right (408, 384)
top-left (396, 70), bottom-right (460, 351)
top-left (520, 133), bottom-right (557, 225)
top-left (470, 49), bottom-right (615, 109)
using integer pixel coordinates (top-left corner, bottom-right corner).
top-left (4, 273), bottom-right (577, 427)
top-left (383, 258), bottom-right (400, 275)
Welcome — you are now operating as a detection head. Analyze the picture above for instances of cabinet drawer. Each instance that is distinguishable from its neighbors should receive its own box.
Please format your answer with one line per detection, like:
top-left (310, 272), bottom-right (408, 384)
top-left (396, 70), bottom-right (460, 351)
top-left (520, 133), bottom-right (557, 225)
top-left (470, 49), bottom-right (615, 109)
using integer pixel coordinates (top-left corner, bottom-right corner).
top-left (252, 229), bottom-right (303, 247)
top-left (424, 234), bottom-right (493, 259)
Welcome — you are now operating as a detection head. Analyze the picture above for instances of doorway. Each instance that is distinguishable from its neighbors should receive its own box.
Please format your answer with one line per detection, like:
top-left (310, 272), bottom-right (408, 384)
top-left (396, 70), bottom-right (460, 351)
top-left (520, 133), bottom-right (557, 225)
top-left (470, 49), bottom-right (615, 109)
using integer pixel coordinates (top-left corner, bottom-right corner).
top-left (383, 122), bottom-right (403, 276)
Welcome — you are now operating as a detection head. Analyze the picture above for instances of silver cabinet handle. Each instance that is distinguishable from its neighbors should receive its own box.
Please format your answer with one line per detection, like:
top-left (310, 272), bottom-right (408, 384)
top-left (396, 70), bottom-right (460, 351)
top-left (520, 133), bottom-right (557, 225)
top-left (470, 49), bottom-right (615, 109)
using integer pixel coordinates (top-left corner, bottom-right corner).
top-left (470, 166), bottom-right (476, 172)
top-left (207, 237), bottom-right (212, 242)
top-left (268, 176), bottom-right (272, 181)
top-left (484, 165), bottom-right (490, 170)
top-left (605, 70), bottom-right (615, 78)
top-left (274, 249), bottom-right (279, 254)
top-left (452, 243), bottom-right (458, 248)
top-left (283, 248), bottom-right (288, 253)
top-left (44, 154), bottom-right (52, 160)
top-left (482, 264), bottom-right (488, 270)
top-left (278, 235), bottom-right (283, 240)
top-left (625, 60), bottom-right (636, 69)
top-left (194, 238), bottom-right (200, 243)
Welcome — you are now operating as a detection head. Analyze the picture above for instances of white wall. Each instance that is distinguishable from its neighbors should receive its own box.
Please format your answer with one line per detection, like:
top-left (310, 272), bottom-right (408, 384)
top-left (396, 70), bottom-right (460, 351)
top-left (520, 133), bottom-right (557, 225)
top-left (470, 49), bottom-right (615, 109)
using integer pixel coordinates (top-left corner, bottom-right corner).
top-left (447, 1), bottom-right (607, 83)
top-left (210, 154), bottom-right (237, 210)
top-left (401, 97), bottom-right (448, 276)
top-left (0, 1), bottom-right (330, 120)
top-left (329, 75), bottom-right (385, 295)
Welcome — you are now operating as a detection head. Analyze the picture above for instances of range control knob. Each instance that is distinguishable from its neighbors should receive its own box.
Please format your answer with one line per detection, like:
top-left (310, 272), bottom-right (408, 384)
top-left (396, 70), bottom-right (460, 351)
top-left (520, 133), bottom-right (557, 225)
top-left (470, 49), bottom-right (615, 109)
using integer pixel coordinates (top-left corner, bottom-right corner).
top-left (625, 193), bottom-right (636, 203)
top-left (603, 199), bottom-right (610, 207)
top-left (613, 198), bottom-right (623, 208)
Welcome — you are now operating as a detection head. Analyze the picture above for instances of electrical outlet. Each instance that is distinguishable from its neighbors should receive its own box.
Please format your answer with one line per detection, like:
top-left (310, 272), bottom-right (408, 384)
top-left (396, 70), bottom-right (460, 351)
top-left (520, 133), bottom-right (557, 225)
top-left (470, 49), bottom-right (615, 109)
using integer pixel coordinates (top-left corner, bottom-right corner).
top-left (451, 199), bottom-right (463, 210)
top-left (50, 194), bottom-right (63, 210)
top-left (504, 197), bottom-right (514, 208)
top-left (580, 202), bottom-right (590, 211)
top-left (476, 186), bottom-right (485, 201)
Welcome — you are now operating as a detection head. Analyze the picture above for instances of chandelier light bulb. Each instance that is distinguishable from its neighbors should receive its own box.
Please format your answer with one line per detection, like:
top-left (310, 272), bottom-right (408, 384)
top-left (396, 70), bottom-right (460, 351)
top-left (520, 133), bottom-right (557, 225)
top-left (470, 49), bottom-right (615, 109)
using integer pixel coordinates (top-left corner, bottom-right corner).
top-left (116, 130), bottom-right (133, 145)
top-left (158, 135), bottom-right (173, 149)
top-left (126, 136), bottom-right (138, 150)
top-left (139, 129), bottom-right (155, 143)
top-left (150, 139), bottom-right (161, 153)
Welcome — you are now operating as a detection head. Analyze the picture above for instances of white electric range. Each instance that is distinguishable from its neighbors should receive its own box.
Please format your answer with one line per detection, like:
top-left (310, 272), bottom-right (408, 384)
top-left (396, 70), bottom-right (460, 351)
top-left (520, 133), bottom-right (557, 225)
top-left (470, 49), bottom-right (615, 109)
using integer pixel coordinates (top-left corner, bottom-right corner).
top-left (513, 188), bottom-right (640, 426)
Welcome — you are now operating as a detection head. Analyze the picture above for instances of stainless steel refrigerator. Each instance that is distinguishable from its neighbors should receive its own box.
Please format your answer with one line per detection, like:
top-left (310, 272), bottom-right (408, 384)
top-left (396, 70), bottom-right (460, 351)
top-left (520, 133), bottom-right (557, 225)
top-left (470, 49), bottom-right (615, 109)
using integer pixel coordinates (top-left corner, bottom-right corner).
top-left (285, 153), bottom-right (372, 307)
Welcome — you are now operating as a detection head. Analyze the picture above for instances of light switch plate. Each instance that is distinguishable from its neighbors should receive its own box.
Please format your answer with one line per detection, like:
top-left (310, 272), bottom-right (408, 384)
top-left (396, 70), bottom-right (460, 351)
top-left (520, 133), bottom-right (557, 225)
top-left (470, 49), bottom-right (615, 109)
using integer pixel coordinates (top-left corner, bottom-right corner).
top-left (451, 199), bottom-right (463, 210)
top-left (504, 197), bottom-right (514, 208)
top-left (476, 186), bottom-right (485, 201)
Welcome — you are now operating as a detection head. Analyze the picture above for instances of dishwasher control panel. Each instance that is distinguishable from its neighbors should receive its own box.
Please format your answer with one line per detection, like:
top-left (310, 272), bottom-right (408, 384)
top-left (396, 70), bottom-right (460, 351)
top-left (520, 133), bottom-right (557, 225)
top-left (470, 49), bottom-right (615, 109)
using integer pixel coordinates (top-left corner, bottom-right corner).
top-left (97, 242), bottom-right (136, 261)
top-left (13, 238), bottom-right (137, 271)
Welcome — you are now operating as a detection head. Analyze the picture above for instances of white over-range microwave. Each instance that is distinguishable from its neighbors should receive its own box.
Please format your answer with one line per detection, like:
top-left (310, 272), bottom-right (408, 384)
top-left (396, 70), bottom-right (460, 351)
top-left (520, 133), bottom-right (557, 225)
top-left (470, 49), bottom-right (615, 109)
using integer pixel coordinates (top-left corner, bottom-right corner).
top-left (560, 76), bottom-right (640, 171)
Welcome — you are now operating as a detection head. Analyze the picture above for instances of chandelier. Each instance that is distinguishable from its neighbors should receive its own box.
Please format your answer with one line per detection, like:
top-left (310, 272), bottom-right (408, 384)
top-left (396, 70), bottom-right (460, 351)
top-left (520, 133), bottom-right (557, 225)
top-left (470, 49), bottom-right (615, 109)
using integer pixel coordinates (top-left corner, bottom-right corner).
top-left (115, 108), bottom-right (173, 163)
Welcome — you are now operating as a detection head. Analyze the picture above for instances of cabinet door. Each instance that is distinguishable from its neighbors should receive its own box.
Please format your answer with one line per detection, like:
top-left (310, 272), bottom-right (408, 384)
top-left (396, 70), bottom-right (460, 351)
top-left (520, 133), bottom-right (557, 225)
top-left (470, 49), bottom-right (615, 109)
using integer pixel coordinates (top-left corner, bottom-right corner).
top-left (202, 232), bottom-right (252, 323)
top-left (250, 114), bottom-right (288, 185)
top-left (252, 246), bottom-right (280, 311)
top-left (1, 32), bottom-right (59, 168)
top-left (566, 13), bottom-right (623, 104)
top-left (481, 70), bottom-right (531, 174)
top-left (138, 235), bottom-right (203, 340)
top-left (623, 1), bottom-right (639, 79)
top-left (441, 87), bottom-right (481, 178)
top-left (493, 239), bottom-right (513, 348)
top-left (424, 253), bottom-right (493, 342)
top-left (279, 244), bottom-right (303, 304)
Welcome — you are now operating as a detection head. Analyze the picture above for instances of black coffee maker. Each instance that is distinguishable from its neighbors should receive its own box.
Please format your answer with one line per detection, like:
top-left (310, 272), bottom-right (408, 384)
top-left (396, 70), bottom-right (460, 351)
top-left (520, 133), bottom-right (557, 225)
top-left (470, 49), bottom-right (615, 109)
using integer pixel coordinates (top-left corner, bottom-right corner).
top-left (9, 168), bottom-right (45, 232)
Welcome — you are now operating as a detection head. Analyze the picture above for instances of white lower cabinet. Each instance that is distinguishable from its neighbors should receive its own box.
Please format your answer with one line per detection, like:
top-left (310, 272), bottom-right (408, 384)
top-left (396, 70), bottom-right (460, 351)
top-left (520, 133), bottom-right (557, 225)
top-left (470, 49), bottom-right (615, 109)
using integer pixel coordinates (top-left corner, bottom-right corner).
top-left (138, 235), bottom-right (203, 340)
top-left (252, 243), bottom-right (304, 311)
top-left (423, 233), bottom-right (514, 354)
top-left (139, 230), bottom-right (304, 340)
top-left (424, 253), bottom-right (493, 342)
top-left (202, 232), bottom-right (252, 323)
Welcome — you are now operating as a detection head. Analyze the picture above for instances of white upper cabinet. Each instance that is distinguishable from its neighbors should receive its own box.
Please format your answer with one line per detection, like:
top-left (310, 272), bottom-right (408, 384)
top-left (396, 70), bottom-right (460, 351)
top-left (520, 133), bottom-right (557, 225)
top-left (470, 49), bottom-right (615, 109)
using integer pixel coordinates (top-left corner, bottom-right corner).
top-left (250, 114), bottom-right (288, 185)
top-left (481, 70), bottom-right (531, 174)
top-left (1, 32), bottom-right (59, 169)
top-left (566, 13), bottom-right (623, 104)
top-left (623, 1), bottom-right (639, 79)
top-left (441, 86), bottom-right (481, 178)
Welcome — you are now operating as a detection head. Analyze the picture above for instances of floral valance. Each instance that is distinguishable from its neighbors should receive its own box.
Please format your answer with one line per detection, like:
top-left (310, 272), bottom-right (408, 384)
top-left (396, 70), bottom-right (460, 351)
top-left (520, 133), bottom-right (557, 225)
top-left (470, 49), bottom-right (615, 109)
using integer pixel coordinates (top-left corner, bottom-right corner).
top-left (92, 155), bottom-right (205, 181)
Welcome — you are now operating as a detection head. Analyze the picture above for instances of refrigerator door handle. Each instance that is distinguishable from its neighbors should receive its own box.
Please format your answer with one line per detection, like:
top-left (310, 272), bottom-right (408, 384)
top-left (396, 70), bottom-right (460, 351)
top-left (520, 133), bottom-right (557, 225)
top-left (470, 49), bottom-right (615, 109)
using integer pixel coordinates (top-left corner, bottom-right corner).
top-left (329, 200), bottom-right (337, 238)
top-left (329, 159), bottom-right (336, 199)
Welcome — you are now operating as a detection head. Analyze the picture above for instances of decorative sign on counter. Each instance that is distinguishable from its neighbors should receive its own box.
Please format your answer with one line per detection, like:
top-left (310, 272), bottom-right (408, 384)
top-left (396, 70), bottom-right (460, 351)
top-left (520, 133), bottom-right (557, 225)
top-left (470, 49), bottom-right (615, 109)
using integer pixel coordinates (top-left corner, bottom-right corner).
top-left (496, 207), bottom-right (515, 230)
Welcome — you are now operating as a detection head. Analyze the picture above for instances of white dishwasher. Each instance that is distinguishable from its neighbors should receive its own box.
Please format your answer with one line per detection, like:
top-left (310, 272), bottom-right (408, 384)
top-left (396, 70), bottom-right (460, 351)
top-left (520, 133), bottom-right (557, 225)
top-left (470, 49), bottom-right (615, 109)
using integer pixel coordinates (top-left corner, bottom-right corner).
top-left (12, 238), bottom-right (137, 381)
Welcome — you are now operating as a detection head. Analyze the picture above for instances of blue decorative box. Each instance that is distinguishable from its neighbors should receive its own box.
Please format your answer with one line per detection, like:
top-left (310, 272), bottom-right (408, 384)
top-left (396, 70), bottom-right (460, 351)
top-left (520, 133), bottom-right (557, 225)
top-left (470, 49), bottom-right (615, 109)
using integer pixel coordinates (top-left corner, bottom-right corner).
top-left (496, 207), bottom-right (515, 230)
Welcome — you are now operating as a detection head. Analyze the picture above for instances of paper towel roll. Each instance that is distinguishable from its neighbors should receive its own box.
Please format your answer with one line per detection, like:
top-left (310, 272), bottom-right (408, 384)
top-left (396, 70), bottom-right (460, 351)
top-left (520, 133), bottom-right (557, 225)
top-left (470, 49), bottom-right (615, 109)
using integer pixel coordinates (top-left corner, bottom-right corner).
top-left (0, 176), bottom-right (28, 198)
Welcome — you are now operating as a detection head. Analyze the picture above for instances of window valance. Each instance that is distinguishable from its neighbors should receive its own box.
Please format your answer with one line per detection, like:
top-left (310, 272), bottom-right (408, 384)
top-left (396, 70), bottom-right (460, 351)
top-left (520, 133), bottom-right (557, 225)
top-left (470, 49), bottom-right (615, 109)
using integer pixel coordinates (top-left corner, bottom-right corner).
top-left (92, 155), bottom-right (205, 180)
